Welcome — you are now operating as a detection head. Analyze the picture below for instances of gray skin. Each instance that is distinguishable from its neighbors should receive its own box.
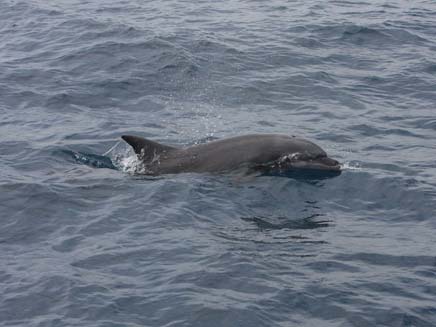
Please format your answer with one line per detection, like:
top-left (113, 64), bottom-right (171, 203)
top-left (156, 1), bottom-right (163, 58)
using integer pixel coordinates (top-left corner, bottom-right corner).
top-left (121, 134), bottom-right (341, 175)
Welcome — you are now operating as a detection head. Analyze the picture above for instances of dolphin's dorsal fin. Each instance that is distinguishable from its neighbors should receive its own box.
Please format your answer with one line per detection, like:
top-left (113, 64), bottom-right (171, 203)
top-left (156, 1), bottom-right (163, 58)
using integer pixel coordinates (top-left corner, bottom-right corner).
top-left (121, 135), bottom-right (177, 160)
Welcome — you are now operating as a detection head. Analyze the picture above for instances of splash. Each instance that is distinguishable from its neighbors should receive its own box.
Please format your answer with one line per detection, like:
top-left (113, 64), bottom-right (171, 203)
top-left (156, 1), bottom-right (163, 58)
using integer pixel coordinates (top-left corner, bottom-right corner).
top-left (101, 140), bottom-right (122, 156)
top-left (102, 140), bottom-right (148, 174)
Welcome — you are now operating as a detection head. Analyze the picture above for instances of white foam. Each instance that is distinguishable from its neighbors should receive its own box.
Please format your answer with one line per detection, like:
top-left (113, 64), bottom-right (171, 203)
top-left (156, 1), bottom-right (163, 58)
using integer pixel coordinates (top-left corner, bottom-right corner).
top-left (117, 153), bottom-right (145, 174)
top-left (340, 161), bottom-right (362, 171)
top-left (102, 141), bottom-right (146, 174)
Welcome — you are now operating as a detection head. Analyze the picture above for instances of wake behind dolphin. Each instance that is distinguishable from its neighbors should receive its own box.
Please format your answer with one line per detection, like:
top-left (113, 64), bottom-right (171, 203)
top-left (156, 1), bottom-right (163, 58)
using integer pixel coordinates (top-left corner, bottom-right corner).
top-left (121, 134), bottom-right (341, 176)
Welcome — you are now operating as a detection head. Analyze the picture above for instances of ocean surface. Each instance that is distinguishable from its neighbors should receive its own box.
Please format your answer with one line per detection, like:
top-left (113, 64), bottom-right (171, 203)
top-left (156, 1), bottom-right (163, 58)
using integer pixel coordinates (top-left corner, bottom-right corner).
top-left (1, 0), bottom-right (436, 326)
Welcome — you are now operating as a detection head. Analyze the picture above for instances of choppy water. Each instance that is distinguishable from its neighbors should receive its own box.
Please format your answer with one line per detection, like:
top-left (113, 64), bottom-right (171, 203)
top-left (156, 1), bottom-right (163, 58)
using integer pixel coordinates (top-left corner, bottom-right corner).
top-left (1, 0), bottom-right (436, 326)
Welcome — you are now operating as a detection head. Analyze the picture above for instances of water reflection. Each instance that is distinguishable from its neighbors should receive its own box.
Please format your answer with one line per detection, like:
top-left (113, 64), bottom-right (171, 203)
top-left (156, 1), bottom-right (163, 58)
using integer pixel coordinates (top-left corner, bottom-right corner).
top-left (59, 150), bottom-right (117, 169)
top-left (241, 214), bottom-right (331, 230)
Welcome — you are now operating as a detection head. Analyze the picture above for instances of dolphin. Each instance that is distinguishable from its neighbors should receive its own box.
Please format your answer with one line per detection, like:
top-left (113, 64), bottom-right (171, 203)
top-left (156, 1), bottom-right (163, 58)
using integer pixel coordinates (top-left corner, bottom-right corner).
top-left (121, 134), bottom-right (341, 175)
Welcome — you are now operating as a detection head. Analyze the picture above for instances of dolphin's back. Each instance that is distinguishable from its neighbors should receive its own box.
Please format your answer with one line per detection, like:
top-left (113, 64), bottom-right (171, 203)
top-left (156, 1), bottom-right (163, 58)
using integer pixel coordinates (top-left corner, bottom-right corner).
top-left (156, 134), bottom-right (324, 174)
top-left (122, 133), bottom-right (329, 175)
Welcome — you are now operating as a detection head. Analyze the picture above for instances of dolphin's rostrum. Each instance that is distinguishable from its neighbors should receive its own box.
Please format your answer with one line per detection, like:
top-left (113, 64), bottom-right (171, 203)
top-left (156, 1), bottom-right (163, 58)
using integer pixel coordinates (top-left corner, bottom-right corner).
top-left (121, 134), bottom-right (341, 175)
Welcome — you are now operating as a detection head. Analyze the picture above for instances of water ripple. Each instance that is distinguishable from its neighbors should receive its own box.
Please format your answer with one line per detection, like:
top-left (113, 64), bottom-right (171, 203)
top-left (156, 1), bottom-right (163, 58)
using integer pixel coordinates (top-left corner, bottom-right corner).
top-left (1, 0), bottom-right (436, 326)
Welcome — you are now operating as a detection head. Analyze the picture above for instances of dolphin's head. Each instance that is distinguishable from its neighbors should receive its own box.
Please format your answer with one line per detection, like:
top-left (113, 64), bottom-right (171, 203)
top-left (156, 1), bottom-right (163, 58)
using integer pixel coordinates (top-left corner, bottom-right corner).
top-left (279, 151), bottom-right (341, 172)
top-left (265, 136), bottom-right (341, 173)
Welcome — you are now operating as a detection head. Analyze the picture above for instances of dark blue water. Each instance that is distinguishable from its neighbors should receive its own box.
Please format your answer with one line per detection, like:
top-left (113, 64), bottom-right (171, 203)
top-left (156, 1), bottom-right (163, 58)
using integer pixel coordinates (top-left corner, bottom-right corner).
top-left (1, 0), bottom-right (436, 326)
